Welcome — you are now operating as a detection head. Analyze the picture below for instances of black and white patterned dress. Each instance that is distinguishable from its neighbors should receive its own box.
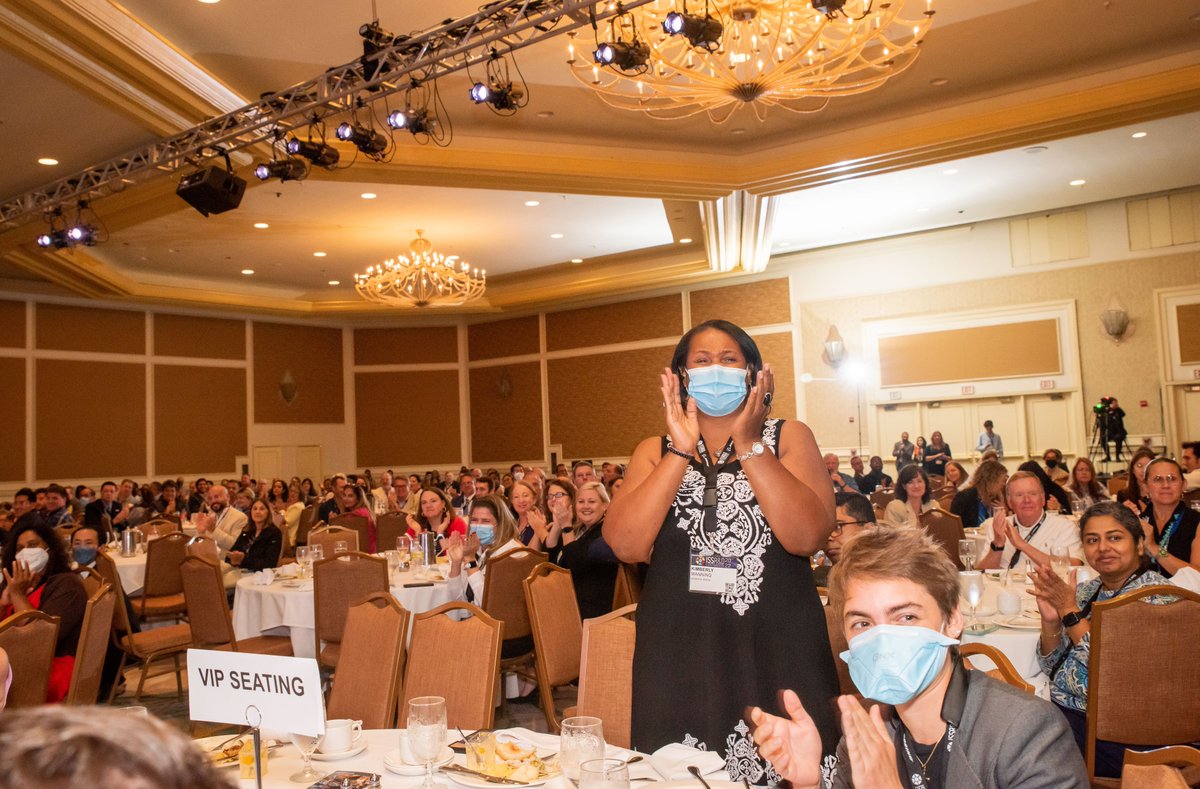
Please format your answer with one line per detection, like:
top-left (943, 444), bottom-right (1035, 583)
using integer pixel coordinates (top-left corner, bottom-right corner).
top-left (630, 419), bottom-right (840, 784)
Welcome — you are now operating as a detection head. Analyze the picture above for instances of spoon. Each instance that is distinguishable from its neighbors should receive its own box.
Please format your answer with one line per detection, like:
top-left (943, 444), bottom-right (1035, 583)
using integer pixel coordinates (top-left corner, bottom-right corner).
top-left (687, 765), bottom-right (714, 789)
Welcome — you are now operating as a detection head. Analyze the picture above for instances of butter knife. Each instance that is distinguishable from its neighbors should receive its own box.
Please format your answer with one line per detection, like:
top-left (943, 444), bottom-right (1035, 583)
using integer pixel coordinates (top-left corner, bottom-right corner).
top-left (441, 764), bottom-right (528, 785)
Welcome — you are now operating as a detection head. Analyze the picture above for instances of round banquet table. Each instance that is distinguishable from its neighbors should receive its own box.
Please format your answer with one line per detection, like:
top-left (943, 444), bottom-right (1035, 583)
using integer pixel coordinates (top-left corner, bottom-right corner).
top-left (108, 549), bottom-right (148, 596)
top-left (231, 567), bottom-right (456, 658)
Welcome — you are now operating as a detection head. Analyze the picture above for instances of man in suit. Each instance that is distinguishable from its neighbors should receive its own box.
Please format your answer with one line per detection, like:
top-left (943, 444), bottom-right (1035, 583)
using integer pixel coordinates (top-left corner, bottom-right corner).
top-left (193, 484), bottom-right (248, 554)
top-left (451, 473), bottom-right (477, 515)
top-left (84, 481), bottom-right (129, 538)
top-left (891, 431), bottom-right (915, 473)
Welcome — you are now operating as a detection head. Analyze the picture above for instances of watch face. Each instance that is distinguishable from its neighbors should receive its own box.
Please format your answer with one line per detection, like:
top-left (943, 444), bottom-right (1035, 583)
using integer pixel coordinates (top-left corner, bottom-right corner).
top-left (752, 442), bottom-right (764, 455)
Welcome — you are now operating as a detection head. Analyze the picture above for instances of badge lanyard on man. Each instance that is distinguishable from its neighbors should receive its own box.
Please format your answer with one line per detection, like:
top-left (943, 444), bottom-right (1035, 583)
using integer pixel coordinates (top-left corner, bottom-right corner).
top-left (688, 436), bottom-right (738, 595)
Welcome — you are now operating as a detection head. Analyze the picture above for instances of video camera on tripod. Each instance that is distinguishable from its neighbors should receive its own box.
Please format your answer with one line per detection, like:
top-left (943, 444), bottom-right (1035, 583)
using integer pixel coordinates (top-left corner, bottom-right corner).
top-left (1089, 395), bottom-right (1128, 462)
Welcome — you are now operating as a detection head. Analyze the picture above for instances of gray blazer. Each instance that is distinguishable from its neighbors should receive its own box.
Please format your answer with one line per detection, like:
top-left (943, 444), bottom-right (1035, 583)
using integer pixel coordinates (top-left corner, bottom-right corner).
top-left (828, 669), bottom-right (1087, 788)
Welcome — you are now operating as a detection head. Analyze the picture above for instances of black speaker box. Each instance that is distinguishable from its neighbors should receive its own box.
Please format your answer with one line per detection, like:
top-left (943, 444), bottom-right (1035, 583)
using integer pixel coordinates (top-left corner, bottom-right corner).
top-left (176, 165), bottom-right (247, 216)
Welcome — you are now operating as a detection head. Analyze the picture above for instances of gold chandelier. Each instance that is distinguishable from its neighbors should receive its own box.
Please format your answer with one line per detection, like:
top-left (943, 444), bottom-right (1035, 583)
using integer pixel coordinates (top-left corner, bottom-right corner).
top-left (354, 230), bottom-right (486, 308)
top-left (567, 0), bottom-right (935, 123)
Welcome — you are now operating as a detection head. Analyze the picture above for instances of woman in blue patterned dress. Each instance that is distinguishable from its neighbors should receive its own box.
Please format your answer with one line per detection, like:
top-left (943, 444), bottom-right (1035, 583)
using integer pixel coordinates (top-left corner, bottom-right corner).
top-left (1032, 500), bottom-right (1170, 779)
top-left (605, 320), bottom-right (839, 785)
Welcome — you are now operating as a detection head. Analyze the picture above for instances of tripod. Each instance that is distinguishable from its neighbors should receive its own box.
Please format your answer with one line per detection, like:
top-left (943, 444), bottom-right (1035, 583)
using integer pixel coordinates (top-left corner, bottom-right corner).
top-left (1087, 411), bottom-right (1109, 464)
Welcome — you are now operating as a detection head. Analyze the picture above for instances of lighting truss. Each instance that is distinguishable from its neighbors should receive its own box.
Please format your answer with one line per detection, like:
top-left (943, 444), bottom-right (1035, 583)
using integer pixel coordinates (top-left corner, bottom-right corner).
top-left (0, 0), bottom-right (654, 229)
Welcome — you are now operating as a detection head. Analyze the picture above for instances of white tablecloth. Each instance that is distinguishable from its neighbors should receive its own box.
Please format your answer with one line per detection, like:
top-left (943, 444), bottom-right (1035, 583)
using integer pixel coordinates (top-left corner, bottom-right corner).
top-left (231, 568), bottom-right (456, 658)
top-left (959, 573), bottom-right (1047, 696)
top-left (109, 550), bottom-right (148, 596)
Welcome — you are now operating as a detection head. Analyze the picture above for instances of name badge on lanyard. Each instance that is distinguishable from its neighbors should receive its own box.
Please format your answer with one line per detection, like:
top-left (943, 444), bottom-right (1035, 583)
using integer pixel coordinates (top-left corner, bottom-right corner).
top-left (689, 551), bottom-right (738, 595)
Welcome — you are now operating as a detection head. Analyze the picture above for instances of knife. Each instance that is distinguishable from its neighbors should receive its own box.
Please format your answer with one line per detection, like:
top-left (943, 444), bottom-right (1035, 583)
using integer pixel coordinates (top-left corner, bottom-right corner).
top-left (441, 764), bottom-right (529, 784)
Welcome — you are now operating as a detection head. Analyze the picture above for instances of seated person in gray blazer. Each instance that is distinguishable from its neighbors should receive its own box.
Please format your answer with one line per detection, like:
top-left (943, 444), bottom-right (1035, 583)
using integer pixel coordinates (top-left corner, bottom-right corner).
top-left (750, 527), bottom-right (1087, 789)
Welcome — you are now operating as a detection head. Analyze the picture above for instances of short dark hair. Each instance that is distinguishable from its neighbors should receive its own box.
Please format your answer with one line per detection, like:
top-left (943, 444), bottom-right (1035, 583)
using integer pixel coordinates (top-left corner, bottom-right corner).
top-left (670, 319), bottom-right (763, 407)
top-left (835, 491), bottom-right (875, 525)
top-left (572, 460), bottom-right (594, 471)
top-left (1079, 501), bottom-right (1145, 553)
top-left (15, 487), bottom-right (35, 502)
top-left (895, 465), bottom-right (931, 504)
top-left (983, 420), bottom-right (993, 428)
top-left (101, 481), bottom-right (117, 491)
top-left (1182, 440), bottom-right (1198, 453)
top-left (71, 524), bottom-right (100, 543)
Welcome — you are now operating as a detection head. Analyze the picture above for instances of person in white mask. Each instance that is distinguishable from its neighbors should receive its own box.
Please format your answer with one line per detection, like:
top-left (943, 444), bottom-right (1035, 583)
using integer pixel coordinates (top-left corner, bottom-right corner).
top-left (750, 527), bottom-right (1086, 789)
top-left (1, 518), bottom-right (87, 702)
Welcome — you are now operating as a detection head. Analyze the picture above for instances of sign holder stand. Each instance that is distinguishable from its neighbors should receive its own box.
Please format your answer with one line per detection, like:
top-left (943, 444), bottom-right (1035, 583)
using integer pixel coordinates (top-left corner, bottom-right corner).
top-left (246, 704), bottom-right (264, 789)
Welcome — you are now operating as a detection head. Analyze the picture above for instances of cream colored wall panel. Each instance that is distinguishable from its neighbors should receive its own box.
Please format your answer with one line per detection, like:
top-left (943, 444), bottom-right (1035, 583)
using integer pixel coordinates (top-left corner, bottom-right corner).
top-left (1168, 192), bottom-right (1197, 245)
top-left (1147, 196), bottom-right (1173, 248)
top-left (1026, 396), bottom-right (1072, 458)
top-left (1178, 389), bottom-right (1200, 444)
top-left (922, 402), bottom-right (972, 461)
top-left (969, 399), bottom-right (1022, 459)
top-left (875, 404), bottom-right (919, 462)
top-left (1009, 220), bottom-right (1032, 268)
top-left (1127, 199), bottom-right (1152, 251)
top-left (1066, 210), bottom-right (1089, 259)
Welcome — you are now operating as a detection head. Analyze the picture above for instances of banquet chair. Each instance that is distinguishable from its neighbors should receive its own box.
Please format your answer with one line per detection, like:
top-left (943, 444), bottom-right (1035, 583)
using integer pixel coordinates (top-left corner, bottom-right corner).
top-left (1087, 585), bottom-right (1200, 788)
top-left (1121, 746), bottom-right (1200, 789)
top-left (139, 519), bottom-right (179, 538)
top-left (185, 534), bottom-right (220, 564)
top-left (0, 609), bottom-right (59, 708)
top-left (958, 642), bottom-right (1033, 694)
top-left (868, 490), bottom-right (895, 509)
top-left (64, 582), bottom-right (116, 705)
top-left (575, 603), bottom-right (636, 749)
top-left (75, 566), bottom-right (104, 596)
top-left (919, 509), bottom-right (966, 570)
top-left (611, 563), bottom-right (644, 610)
top-left (131, 531), bottom-right (189, 622)
top-left (927, 474), bottom-right (945, 490)
top-left (93, 549), bottom-right (192, 703)
top-left (331, 513), bottom-right (373, 551)
top-left (1183, 489), bottom-right (1200, 505)
top-left (1106, 474), bottom-right (1129, 497)
top-left (822, 602), bottom-right (858, 699)
top-left (937, 492), bottom-right (957, 512)
top-left (295, 505), bottom-right (318, 546)
top-left (523, 563), bottom-right (582, 732)
top-left (179, 556), bottom-right (293, 655)
top-left (326, 592), bottom-right (410, 728)
top-left (308, 524), bottom-right (359, 556)
top-left (402, 602), bottom-right (502, 730)
top-left (312, 551), bottom-right (388, 669)
top-left (375, 513), bottom-right (408, 552)
top-left (481, 548), bottom-right (547, 707)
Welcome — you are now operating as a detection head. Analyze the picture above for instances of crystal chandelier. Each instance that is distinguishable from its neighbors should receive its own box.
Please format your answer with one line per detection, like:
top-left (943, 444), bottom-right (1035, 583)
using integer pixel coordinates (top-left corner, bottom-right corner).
top-left (354, 230), bottom-right (486, 308)
top-left (568, 0), bottom-right (935, 123)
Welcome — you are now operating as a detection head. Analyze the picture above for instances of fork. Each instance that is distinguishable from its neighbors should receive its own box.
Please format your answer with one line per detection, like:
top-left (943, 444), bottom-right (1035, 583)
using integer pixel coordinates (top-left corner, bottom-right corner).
top-left (207, 726), bottom-right (248, 752)
top-left (687, 765), bottom-right (714, 789)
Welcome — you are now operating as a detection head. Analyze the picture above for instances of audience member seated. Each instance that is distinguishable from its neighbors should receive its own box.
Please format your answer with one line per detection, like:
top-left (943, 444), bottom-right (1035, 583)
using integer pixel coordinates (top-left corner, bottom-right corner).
top-left (70, 525), bottom-right (102, 579)
top-left (857, 455), bottom-right (893, 494)
top-left (475, 476), bottom-right (494, 497)
top-left (1140, 457), bottom-right (1199, 578)
top-left (1067, 457), bottom-right (1109, 509)
top-left (1017, 460), bottom-right (1072, 512)
top-left (317, 473), bottom-right (347, 523)
top-left (404, 486), bottom-right (464, 552)
top-left (451, 472), bottom-right (477, 515)
top-left (922, 431), bottom-right (952, 478)
top-left (950, 459), bottom-right (1008, 529)
top-left (42, 484), bottom-right (74, 527)
top-left (332, 483), bottom-right (377, 551)
top-left (813, 491), bottom-right (876, 586)
top-left (751, 527), bottom-right (1087, 788)
top-left (1033, 501), bottom-right (1172, 778)
top-left (0, 517), bottom-right (87, 702)
top-left (0, 705), bottom-right (229, 788)
top-left (277, 480), bottom-right (305, 545)
top-left (552, 481), bottom-right (619, 620)
top-left (509, 479), bottom-right (543, 548)
top-left (1115, 447), bottom-right (1156, 514)
top-left (942, 460), bottom-right (969, 493)
top-left (976, 471), bottom-right (1083, 571)
top-left (607, 476), bottom-right (624, 495)
top-left (187, 477), bottom-right (210, 512)
top-left (883, 465), bottom-right (937, 527)
top-left (445, 495), bottom-right (523, 605)
top-left (148, 479), bottom-right (186, 519)
top-left (226, 499), bottom-right (282, 572)
top-left (534, 479), bottom-right (577, 556)
top-left (83, 481), bottom-right (125, 536)
top-left (1041, 448), bottom-right (1070, 486)
top-left (824, 453), bottom-right (860, 493)
top-left (70, 484), bottom-right (93, 521)
top-left (848, 454), bottom-right (866, 491)
top-left (1182, 440), bottom-right (1199, 491)
top-left (192, 484), bottom-right (248, 554)
top-left (0, 646), bottom-right (9, 711)
top-left (572, 460), bottom-right (597, 488)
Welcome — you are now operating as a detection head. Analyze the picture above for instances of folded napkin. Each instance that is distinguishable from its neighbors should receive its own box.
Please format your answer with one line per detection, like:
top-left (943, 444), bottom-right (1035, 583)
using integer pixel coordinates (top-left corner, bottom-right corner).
top-left (274, 563), bottom-right (300, 579)
top-left (648, 742), bottom-right (726, 781)
top-left (252, 569), bottom-right (275, 585)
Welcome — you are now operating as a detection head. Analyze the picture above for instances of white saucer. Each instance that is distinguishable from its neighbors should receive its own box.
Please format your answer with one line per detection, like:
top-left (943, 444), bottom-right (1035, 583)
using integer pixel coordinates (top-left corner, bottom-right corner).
top-left (996, 614), bottom-right (1041, 630)
top-left (312, 740), bottom-right (367, 761)
top-left (384, 746), bottom-right (454, 775)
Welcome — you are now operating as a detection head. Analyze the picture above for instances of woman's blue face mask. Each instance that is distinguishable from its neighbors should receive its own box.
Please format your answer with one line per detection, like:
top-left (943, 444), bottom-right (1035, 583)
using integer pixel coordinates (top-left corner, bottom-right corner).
top-left (840, 623), bottom-right (959, 705)
top-left (685, 365), bottom-right (748, 417)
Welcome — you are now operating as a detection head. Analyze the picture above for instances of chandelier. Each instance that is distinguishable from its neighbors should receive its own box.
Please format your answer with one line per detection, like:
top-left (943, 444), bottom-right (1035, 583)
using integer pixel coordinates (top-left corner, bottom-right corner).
top-left (354, 230), bottom-right (486, 308)
top-left (568, 0), bottom-right (935, 123)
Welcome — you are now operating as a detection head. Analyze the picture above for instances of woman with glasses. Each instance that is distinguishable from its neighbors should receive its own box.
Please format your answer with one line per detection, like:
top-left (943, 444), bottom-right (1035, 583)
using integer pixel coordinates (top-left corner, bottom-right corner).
top-left (536, 479), bottom-right (578, 553)
top-left (1140, 457), bottom-right (1199, 577)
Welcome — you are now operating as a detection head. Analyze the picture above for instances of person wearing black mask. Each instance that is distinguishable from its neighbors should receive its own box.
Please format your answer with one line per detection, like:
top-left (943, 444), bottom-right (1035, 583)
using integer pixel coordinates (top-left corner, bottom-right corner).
top-left (1041, 449), bottom-right (1069, 487)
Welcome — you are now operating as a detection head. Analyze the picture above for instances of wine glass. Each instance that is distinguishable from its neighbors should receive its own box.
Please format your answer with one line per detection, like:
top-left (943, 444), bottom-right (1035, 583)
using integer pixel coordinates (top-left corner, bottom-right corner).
top-left (385, 549), bottom-right (400, 577)
top-left (958, 538), bottom-right (977, 571)
top-left (289, 731), bottom-right (324, 782)
top-left (295, 546), bottom-right (311, 579)
top-left (560, 716), bottom-right (605, 782)
top-left (407, 696), bottom-right (447, 789)
top-left (580, 758), bottom-right (630, 789)
top-left (1050, 546), bottom-right (1071, 583)
top-left (960, 571), bottom-right (985, 634)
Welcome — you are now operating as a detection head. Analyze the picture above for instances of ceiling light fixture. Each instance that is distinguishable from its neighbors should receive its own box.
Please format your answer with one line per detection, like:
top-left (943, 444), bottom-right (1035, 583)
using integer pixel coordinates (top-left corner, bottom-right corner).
top-left (571, 258), bottom-right (584, 263)
top-left (468, 50), bottom-right (528, 113)
top-left (286, 137), bottom-right (340, 167)
top-left (1069, 179), bottom-right (1086, 186)
top-left (328, 280), bottom-right (341, 286)
top-left (253, 222), bottom-right (269, 229)
top-left (336, 122), bottom-right (388, 155)
top-left (524, 200), bottom-right (540, 207)
top-left (550, 233), bottom-right (564, 239)
top-left (313, 251), bottom-right (327, 257)
top-left (361, 193), bottom-right (377, 199)
top-left (37, 157), bottom-right (58, 166)
top-left (679, 237), bottom-right (693, 243)
top-left (569, 0), bottom-right (935, 123)
top-left (254, 157), bottom-right (308, 182)
top-left (241, 269), bottom-right (254, 275)
top-left (35, 202), bottom-right (102, 249)
top-left (1131, 131), bottom-right (1147, 139)
top-left (354, 229), bottom-right (486, 308)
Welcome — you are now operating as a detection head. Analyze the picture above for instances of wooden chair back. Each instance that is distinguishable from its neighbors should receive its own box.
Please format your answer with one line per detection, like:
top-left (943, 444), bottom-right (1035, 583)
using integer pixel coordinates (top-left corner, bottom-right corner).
top-left (1121, 746), bottom-right (1200, 789)
top-left (480, 548), bottom-right (547, 642)
top-left (330, 513), bottom-right (374, 551)
top-left (64, 582), bottom-right (116, 705)
top-left (327, 592), bottom-right (411, 729)
top-left (1106, 475), bottom-right (1129, 496)
top-left (402, 602), bottom-right (502, 730)
top-left (0, 609), bottom-right (60, 707)
top-left (376, 513), bottom-right (409, 552)
top-left (74, 567), bottom-right (104, 597)
top-left (312, 552), bottom-right (388, 664)
top-left (139, 519), bottom-right (180, 538)
top-left (919, 509), bottom-right (966, 569)
top-left (180, 556), bottom-right (237, 648)
top-left (186, 534), bottom-right (220, 564)
top-left (308, 524), bottom-right (359, 555)
top-left (91, 549), bottom-right (133, 637)
top-left (611, 563), bottom-right (643, 610)
top-left (576, 603), bottom-right (636, 749)
top-left (1182, 488), bottom-right (1200, 505)
top-left (937, 492), bottom-right (957, 512)
top-left (926, 474), bottom-right (945, 490)
top-left (524, 563), bottom-right (583, 731)
top-left (958, 642), bottom-right (1033, 693)
top-left (823, 601), bottom-right (857, 697)
top-left (1087, 585), bottom-right (1200, 785)
top-left (295, 504), bottom-right (317, 546)
top-left (868, 490), bottom-right (895, 509)
top-left (141, 531), bottom-right (188, 597)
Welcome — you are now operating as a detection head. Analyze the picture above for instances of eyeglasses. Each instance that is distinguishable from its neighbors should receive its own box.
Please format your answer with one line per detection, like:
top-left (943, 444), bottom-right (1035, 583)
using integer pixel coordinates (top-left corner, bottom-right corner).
top-left (547, 492), bottom-right (569, 502)
top-left (1148, 475), bottom-right (1180, 485)
top-left (831, 520), bottom-right (869, 536)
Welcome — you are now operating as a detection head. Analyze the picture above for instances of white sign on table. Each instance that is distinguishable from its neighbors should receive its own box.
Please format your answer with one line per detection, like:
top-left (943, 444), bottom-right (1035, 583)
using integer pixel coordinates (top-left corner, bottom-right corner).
top-left (187, 649), bottom-right (325, 736)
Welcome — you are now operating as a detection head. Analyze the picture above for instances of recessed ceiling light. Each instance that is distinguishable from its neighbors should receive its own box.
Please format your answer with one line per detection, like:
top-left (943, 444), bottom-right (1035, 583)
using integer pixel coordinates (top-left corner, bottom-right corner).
top-left (1024, 146), bottom-right (1049, 154)
top-left (731, 128), bottom-right (746, 136)
top-left (198, 0), bottom-right (220, 4)
top-left (942, 168), bottom-right (958, 175)
top-left (253, 222), bottom-right (269, 229)
top-left (570, 258), bottom-right (583, 264)
top-left (550, 233), bottom-right (563, 239)
top-left (536, 111), bottom-right (554, 119)
top-left (37, 157), bottom-right (58, 166)
top-left (929, 77), bottom-right (949, 87)
top-left (679, 237), bottom-right (692, 243)
top-left (360, 192), bottom-right (377, 199)
top-left (328, 280), bottom-right (340, 286)
top-left (1069, 179), bottom-right (1086, 187)
top-left (313, 251), bottom-right (327, 257)
top-left (525, 200), bottom-right (540, 207)
top-left (241, 269), bottom-right (254, 275)
top-left (1131, 131), bottom-right (1147, 139)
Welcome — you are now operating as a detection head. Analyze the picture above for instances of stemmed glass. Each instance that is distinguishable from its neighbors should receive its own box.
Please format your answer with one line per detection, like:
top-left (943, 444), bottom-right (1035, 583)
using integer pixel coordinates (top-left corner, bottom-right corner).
top-left (960, 571), bottom-right (985, 634)
top-left (289, 730), bottom-right (324, 782)
top-left (407, 696), bottom-right (447, 789)
top-left (296, 546), bottom-right (311, 579)
top-left (958, 539), bottom-right (977, 571)
top-left (310, 544), bottom-right (325, 565)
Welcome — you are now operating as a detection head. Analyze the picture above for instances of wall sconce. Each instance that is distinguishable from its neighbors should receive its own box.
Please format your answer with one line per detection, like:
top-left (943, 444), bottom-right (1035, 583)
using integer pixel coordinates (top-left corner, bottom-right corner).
top-left (1100, 295), bottom-right (1133, 344)
top-left (822, 325), bottom-right (846, 368)
top-left (279, 370), bottom-right (298, 404)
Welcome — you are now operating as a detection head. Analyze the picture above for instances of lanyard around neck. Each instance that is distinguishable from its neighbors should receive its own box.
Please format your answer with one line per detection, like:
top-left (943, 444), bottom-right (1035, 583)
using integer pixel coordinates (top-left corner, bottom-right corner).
top-left (1006, 511), bottom-right (1047, 569)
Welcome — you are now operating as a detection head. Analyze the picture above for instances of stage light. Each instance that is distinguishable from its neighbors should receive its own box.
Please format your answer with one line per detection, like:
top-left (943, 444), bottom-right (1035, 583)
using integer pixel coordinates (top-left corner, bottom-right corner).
top-left (336, 122), bottom-right (388, 154)
top-left (286, 138), bottom-right (340, 167)
top-left (36, 233), bottom-right (54, 248)
top-left (662, 11), bottom-right (722, 51)
top-left (469, 81), bottom-right (523, 110)
top-left (254, 158), bottom-right (308, 182)
top-left (386, 109), bottom-right (435, 136)
top-left (470, 82), bottom-right (490, 103)
top-left (594, 40), bottom-right (649, 72)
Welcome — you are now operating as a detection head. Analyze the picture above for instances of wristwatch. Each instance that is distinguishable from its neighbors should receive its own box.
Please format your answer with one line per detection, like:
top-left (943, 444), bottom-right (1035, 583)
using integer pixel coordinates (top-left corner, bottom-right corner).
top-left (466, 560), bottom-right (479, 570)
top-left (737, 441), bottom-right (766, 463)
top-left (1061, 610), bottom-right (1084, 628)
top-left (989, 542), bottom-right (1005, 553)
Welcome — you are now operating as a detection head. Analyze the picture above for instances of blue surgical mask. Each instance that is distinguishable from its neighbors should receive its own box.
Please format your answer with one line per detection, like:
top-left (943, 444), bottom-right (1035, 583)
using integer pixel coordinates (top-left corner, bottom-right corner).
top-left (471, 524), bottom-right (496, 547)
top-left (685, 365), bottom-right (748, 417)
top-left (840, 624), bottom-right (959, 705)
top-left (73, 546), bottom-right (98, 566)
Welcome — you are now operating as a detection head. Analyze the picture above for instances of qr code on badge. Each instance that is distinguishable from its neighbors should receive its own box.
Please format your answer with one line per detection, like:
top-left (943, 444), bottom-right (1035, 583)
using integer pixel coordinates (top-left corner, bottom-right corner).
top-left (724, 583), bottom-right (734, 595)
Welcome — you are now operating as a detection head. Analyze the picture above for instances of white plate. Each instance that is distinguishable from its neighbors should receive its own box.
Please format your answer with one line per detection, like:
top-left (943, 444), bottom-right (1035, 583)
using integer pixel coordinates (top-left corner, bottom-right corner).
top-left (311, 740), bottom-right (368, 761)
top-left (384, 746), bottom-right (454, 775)
top-left (443, 755), bottom-right (556, 788)
top-left (995, 614), bottom-right (1042, 630)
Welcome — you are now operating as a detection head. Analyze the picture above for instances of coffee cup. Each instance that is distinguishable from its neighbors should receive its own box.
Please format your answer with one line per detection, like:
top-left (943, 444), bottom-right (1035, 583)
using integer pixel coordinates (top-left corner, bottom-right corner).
top-left (319, 718), bottom-right (363, 754)
top-left (996, 589), bottom-right (1021, 616)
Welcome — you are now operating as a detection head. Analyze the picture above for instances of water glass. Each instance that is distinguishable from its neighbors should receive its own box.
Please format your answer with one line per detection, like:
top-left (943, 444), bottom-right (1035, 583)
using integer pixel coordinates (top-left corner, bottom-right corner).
top-left (310, 544), bottom-right (325, 563)
top-left (289, 731), bottom-right (324, 782)
top-left (295, 546), bottom-right (311, 579)
top-left (407, 696), bottom-right (448, 789)
top-left (580, 758), bottom-right (629, 789)
top-left (958, 538), bottom-right (976, 571)
top-left (560, 716), bottom-right (605, 781)
top-left (1050, 546), bottom-right (1071, 583)
top-left (385, 549), bottom-right (400, 576)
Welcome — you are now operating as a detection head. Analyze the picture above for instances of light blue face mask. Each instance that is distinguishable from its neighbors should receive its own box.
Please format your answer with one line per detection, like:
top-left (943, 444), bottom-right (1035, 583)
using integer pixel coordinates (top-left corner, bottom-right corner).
top-left (840, 624), bottom-right (959, 706)
top-left (685, 365), bottom-right (748, 417)
top-left (471, 524), bottom-right (495, 547)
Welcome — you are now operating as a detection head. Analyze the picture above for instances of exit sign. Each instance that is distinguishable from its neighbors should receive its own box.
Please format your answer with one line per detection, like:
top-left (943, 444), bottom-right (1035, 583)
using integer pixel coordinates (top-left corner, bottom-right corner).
top-left (961, 385), bottom-right (975, 395)
top-left (1040, 380), bottom-right (1056, 390)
